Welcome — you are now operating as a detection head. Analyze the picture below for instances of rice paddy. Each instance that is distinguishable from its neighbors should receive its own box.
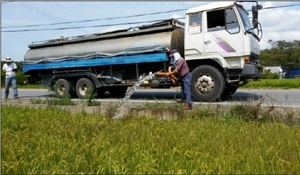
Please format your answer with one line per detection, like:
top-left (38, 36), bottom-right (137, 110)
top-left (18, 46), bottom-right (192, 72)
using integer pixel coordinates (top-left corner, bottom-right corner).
top-left (2, 105), bottom-right (299, 174)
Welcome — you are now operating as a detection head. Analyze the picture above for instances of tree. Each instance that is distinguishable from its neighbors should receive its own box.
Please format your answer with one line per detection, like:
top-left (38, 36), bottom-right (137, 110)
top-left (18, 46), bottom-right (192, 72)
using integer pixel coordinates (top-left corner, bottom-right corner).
top-left (260, 40), bottom-right (300, 73)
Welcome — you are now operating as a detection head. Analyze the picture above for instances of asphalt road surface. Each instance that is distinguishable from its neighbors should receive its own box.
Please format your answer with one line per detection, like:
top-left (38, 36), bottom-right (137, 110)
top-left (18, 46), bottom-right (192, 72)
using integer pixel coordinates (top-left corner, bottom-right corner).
top-left (2, 88), bottom-right (300, 108)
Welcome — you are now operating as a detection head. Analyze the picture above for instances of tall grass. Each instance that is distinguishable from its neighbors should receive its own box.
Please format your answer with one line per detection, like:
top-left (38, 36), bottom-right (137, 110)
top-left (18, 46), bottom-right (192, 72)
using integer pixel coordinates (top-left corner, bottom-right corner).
top-left (243, 79), bottom-right (300, 89)
top-left (2, 106), bottom-right (300, 174)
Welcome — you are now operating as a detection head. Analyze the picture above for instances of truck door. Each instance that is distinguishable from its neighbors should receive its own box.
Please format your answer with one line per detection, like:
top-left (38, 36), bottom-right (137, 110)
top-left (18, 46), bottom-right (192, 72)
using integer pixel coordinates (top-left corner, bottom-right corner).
top-left (184, 12), bottom-right (204, 59)
top-left (203, 7), bottom-right (242, 56)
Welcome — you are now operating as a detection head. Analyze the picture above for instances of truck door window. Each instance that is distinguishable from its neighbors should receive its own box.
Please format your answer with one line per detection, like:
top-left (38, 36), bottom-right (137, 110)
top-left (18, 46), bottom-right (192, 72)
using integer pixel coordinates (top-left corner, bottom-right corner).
top-left (207, 8), bottom-right (240, 34)
top-left (188, 12), bottom-right (202, 34)
top-left (225, 8), bottom-right (240, 33)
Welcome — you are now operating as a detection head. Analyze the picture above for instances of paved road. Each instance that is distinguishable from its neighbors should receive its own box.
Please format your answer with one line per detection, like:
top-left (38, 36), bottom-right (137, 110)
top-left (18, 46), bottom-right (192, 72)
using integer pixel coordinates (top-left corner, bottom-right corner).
top-left (2, 88), bottom-right (300, 107)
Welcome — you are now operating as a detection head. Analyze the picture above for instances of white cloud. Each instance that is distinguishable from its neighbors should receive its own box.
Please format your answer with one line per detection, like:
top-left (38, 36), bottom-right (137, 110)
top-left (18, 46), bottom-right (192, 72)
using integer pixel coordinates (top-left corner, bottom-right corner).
top-left (259, 6), bottom-right (300, 48)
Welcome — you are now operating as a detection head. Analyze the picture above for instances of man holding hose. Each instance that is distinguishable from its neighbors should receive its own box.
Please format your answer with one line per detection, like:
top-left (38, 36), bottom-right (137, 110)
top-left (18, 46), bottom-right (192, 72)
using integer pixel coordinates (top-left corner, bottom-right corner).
top-left (167, 49), bottom-right (192, 110)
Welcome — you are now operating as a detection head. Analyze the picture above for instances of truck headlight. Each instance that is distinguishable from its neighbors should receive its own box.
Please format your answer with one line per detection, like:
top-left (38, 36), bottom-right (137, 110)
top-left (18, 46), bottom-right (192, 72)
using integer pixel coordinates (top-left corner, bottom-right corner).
top-left (244, 56), bottom-right (250, 64)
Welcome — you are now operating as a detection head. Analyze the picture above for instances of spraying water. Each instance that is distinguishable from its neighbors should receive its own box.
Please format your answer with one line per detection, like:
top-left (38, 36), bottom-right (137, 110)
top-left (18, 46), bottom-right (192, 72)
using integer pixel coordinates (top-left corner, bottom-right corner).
top-left (112, 72), bottom-right (157, 119)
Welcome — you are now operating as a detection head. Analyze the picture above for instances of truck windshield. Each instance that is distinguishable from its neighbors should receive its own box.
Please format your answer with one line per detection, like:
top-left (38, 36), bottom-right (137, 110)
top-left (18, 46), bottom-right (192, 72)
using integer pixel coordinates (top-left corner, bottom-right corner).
top-left (237, 6), bottom-right (254, 33)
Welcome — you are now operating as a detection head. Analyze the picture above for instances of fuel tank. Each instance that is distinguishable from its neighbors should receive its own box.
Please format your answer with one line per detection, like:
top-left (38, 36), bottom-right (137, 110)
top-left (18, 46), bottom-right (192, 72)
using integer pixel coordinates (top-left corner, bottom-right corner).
top-left (24, 19), bottom-right (185, 63)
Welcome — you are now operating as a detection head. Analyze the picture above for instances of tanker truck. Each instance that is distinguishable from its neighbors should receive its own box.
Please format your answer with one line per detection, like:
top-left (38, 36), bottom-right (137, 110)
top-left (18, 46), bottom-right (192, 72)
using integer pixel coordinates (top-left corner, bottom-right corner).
top-left (22, 1), bottom-right (263, 102)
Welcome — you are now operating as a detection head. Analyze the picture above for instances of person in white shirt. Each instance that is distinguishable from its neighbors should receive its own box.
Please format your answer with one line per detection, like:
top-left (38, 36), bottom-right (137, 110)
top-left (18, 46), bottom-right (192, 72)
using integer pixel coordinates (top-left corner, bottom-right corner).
top-left (2, 56), bottom-right (18, 99)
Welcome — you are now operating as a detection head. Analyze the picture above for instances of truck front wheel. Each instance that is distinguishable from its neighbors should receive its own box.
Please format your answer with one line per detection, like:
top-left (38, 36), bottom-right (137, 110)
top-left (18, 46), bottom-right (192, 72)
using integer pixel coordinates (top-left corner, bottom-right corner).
top-left (54, 79), bottom-right (73, 98)
top-left (76, 78), bottom-right (95, 99)
top-left (191, 65), bottom-right (225, 102)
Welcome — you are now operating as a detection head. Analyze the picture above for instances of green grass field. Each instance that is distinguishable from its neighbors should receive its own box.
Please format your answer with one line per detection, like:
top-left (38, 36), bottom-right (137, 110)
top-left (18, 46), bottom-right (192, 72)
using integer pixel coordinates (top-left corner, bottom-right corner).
top-left (2, 106), bottom-right (299, 174)
top-left (242, 79), bottom-right (300, 89)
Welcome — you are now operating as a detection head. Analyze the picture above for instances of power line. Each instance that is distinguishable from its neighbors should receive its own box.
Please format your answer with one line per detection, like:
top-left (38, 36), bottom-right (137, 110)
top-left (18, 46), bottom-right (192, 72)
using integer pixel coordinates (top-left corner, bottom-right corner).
top-left (3, 3), bottom-right (300, 29)
top-left (2, 8), bottom-right (187, 29)
top-left (2, 3), bottom-right (300, 32)
top-left (263, 4), bottom-right (300, 10)
top-left (16, 2), bottom-right (88, 34)
top-left (2, 18), bottom-right (185, 32)
top-left (246, 3), bottom-right (300, 11)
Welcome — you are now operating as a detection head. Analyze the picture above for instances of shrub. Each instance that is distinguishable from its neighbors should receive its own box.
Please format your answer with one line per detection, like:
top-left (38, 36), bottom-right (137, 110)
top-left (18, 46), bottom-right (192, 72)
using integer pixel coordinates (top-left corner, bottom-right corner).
top-left (1, 71), bottom-right (29, 87)
top-left (262, 70), bottom-right (280, 79)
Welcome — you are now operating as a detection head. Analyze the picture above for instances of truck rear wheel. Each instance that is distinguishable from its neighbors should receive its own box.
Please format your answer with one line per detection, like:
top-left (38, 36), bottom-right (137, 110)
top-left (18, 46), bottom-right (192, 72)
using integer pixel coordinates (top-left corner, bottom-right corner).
top-left (75, 78), bottom-right (95, 99)
top-left (54, 79), bottom-right (73, 98)
top-left (191, 65), bottom-right (225, 102)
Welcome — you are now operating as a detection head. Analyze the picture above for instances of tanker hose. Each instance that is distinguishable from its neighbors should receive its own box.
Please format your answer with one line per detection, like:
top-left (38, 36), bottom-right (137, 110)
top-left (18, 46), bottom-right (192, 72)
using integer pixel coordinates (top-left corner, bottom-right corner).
top-left (156, 68), bottom-right (178, 84)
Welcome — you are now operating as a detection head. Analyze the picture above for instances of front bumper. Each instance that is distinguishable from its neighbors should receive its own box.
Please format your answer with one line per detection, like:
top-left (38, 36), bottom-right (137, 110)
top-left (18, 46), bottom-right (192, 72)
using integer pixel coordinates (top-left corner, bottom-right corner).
top-left (241, 64), bottom-right (263, 79)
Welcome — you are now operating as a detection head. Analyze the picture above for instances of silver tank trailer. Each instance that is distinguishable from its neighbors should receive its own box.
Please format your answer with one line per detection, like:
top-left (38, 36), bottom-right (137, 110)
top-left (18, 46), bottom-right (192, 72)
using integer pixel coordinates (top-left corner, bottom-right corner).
top-left (24, 19), bottom-right (185, 63)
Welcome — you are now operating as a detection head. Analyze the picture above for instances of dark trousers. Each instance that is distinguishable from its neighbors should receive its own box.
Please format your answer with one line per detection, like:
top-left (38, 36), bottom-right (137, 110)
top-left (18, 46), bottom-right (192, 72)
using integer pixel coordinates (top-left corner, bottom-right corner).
top-left (181, 72), bottom-right (192, 105)
top-left (5, 77), bottom-right (18, 98)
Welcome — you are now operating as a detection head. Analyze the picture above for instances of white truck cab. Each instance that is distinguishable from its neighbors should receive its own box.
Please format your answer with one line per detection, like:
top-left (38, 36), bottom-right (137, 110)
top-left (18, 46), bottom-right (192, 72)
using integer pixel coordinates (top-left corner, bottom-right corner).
top-left (184, 1), bottom-right (263, 101)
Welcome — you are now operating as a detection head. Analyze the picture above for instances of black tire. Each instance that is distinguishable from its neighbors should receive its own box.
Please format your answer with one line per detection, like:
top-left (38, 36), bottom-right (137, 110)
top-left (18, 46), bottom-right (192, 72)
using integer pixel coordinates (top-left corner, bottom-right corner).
top-left (191, 65), bottom-right (225, 102)
top-left (54, 79), bottom-right (73, 98)
top-left (75, 78), bottom-right (95, 99)
top-left (108, 86), bottom-right (128, 97)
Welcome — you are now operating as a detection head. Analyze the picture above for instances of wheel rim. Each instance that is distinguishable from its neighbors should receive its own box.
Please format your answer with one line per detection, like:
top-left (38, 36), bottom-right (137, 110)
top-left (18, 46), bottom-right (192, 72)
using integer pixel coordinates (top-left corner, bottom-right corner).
top-left (196, 74), bottom-right (215, 94)
top-left (57, 84), bottom-right (66, 96)
top-left (79, 84), bottom-right (88, 96)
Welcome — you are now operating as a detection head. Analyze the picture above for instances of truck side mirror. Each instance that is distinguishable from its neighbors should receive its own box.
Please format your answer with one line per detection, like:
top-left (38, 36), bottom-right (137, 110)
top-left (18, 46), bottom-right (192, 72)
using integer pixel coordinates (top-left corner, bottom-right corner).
top-left (252, 4), bottom-right (263, 28)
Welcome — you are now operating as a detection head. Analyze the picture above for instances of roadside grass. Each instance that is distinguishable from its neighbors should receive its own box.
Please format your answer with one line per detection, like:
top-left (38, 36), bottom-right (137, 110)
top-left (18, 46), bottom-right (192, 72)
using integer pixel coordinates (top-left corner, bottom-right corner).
top-left (2, 103), bottom-right (300, 174)
top-left (18, 84), bottom-right (46, 89)
top-left (30, 95), bottom-right (76, 106)
top-left (241, 78), bottom-right (300, 89)
top-left (29, 88), bottom-right (99, 106)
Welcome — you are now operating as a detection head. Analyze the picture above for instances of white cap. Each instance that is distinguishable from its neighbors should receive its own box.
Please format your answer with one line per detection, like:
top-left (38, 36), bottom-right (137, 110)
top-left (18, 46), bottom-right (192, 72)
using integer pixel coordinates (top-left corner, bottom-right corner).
top-left (4, 56), bottom-right (12, 62)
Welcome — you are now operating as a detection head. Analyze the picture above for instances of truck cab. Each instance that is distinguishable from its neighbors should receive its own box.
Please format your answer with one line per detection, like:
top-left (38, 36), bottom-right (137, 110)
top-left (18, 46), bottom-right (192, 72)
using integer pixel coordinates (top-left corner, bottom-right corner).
top-left (183, 1), bottom-right (263, 101)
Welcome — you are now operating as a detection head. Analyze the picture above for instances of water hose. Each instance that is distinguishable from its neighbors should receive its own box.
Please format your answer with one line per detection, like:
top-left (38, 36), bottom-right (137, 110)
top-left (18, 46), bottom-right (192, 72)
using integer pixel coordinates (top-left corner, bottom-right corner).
top-left (156, 71), bottom-right (178, 84)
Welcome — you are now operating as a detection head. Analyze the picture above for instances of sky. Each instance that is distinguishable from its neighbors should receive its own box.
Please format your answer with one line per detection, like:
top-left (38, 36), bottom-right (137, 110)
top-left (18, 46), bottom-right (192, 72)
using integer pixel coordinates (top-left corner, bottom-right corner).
top-left (1, 1), bottom-right (300, 62)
